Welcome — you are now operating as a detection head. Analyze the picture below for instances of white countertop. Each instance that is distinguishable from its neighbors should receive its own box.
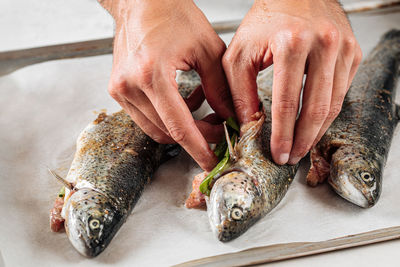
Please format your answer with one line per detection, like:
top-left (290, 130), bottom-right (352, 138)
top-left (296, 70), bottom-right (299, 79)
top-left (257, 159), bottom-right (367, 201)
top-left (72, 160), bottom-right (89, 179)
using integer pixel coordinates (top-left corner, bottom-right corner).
top-left (0, 1), bottom-right (399, 266)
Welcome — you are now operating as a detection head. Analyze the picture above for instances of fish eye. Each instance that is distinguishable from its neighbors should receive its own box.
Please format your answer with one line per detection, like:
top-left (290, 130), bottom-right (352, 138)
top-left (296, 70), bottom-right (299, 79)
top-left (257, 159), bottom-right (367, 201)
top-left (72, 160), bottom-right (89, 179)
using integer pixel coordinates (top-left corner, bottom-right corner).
top-left (360, 172), bottom-right (374, 182)
top-left (89, 219), bottom-right (100, 230)
top-left (230, 207), bottom-right (244, 221)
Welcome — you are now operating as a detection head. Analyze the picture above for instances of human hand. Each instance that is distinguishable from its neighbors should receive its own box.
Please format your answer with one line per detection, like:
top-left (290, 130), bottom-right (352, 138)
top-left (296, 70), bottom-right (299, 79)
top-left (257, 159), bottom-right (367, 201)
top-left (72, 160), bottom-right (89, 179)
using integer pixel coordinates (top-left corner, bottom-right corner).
top-left (99, 0), bottom-right (235, 171)
top-left (222, 0), bottom-right (362, 165)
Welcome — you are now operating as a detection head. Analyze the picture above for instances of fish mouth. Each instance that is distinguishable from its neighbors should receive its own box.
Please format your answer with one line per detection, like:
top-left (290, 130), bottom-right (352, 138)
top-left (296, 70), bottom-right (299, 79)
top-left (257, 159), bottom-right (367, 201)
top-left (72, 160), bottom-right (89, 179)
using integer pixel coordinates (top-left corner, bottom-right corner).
top-left (68, 236), bottom-right (105, 258)
top-left (328, 174), bottom-right (374, 208)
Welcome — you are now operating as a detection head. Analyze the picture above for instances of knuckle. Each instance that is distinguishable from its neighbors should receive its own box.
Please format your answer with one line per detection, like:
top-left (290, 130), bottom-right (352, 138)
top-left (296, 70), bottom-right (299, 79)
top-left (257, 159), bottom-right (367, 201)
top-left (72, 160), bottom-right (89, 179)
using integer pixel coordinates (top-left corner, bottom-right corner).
top-left (274, 99), bottom-right (298, 116)
top-left (342, 37), bottom-right (357, 53)
top-left (134, 55), bottom-right (156, 89)
top-left (168, 125), bottom-right (187, 143)
top-left (273, 28), bottom-right (309, 54)
top-left (318, 71), bottom-right (334, 88)
top-left (294, 140), bottom-right (311, 157)
top-left (332, 93), bottom-right (346, 106)
top-left (152, 134), bottom-right (171, 144)
top-left (233, 98), bottom-right (248, 113)
top-left (327, 102), bottom-right (342, 120)
top-left (138, 54), bottom-right (155, 71)
top-left (222, 50), bottom-right (237, 70)
top-left (213, 40), bottom-right (227, 59)
top-left (277, 136), bottom-right (293, 150)
top-left (271, 134), bottom-right (293, 152)
top-left (318, 24), bottom-right (339, 49)
top-left (354, 46), bottom-right (363, 66)
top-left (307, 104), bottom-right (330, 124)
top-left (108, 75), bottom-right (129, 97)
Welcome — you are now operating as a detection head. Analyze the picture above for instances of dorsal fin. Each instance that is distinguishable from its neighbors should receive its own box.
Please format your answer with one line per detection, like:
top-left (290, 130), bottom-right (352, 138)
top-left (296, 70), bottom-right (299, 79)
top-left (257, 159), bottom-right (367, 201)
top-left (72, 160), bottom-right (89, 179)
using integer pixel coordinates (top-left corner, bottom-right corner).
top-left (223, 122), bottom-right (237, 162)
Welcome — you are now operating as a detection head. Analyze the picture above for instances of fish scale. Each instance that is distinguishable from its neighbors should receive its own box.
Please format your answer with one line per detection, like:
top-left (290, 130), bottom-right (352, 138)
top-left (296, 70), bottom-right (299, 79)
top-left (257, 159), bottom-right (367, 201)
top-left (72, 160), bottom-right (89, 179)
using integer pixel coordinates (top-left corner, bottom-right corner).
top-left (307, 29), bottom-right (400, 208)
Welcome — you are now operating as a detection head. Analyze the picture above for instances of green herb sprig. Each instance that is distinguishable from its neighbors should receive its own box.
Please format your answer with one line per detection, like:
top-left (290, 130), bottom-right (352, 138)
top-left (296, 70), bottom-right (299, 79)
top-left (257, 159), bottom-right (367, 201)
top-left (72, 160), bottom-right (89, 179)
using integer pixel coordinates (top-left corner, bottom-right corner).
top-left (199, 117), bottom-right (239, 196)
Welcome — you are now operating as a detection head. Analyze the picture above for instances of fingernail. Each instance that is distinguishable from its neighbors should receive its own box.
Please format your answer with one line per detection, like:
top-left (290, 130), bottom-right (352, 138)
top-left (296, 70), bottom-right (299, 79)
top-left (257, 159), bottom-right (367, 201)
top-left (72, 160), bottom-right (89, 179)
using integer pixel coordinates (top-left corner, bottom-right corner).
top-left (288, 156), bottom-right (301, 165)
top-left (279, 153), bottom-right (289, 165)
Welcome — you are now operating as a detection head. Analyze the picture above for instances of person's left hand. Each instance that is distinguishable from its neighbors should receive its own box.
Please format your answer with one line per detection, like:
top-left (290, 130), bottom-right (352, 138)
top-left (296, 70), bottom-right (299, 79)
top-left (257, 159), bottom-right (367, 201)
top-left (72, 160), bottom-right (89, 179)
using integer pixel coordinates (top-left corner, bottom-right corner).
top-left (222, 0), bottom-right (362, 165)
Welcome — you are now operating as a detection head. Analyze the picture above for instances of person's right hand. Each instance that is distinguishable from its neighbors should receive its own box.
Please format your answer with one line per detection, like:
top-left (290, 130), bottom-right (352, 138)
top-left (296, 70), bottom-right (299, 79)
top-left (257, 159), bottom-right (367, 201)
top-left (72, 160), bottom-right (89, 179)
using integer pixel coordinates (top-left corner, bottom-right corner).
top-left (99, 0), bottom-right (235, 171)
top-left (222, 0), bottom-right (362, 166)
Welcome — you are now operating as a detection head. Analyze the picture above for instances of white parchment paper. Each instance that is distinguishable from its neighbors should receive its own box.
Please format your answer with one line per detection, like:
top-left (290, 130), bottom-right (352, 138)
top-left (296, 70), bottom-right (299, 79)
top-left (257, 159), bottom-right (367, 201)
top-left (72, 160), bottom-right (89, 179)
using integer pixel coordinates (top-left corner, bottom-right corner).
top-left (0, 2), bottom-right (400, 267)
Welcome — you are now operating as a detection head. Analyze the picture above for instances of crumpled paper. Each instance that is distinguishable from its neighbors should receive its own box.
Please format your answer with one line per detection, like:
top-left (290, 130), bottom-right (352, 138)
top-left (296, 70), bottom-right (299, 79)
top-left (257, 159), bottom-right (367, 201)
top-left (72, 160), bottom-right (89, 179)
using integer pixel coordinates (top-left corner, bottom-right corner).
top-left (1, 5), bottom-right (400, 267)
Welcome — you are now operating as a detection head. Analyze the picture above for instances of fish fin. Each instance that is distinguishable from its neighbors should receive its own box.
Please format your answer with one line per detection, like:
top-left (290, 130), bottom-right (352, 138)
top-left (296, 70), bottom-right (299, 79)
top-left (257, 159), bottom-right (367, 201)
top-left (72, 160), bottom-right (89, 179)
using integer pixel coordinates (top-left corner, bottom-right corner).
top-left (47, 168), bottom-right (74, 190)
top-left (223, 121), bottom-right (237, 161)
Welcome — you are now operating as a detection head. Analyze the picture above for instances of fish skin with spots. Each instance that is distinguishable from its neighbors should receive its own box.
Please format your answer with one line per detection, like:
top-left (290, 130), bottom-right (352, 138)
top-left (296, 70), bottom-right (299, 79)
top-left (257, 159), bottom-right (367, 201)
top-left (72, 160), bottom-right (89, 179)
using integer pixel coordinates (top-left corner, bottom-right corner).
top-left (51, 71), bottom-right (200, 257)
top-left (307, 29), bottom-right (400, 208)
top-left (207, 69), bottom-right (299, 242)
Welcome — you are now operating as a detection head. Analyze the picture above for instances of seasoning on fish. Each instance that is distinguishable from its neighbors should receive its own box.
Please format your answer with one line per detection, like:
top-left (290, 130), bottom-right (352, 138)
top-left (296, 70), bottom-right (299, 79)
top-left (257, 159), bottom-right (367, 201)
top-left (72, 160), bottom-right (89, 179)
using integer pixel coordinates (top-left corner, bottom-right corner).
top-left (206, 69), bottom-right (299, 242)
top-left (307, 29), bottom-right (400, 208)
top-left (49, 70), bottom-right (201, 257)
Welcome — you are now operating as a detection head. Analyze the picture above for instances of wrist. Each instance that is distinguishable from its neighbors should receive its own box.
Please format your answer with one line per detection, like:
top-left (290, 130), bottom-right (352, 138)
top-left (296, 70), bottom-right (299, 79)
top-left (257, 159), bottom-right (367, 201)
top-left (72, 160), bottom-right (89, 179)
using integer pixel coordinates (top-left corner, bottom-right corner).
top-left (98, 0), bottom-right (194, 21)
top-left (97, 0), bottom-right (115, 15)
top-left (98, 0), bottom-right (130, 21)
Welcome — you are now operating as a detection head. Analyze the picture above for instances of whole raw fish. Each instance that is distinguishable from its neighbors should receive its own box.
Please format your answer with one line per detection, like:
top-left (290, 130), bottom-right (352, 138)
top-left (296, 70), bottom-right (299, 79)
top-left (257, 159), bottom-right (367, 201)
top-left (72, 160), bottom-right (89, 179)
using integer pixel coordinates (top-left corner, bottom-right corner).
top-left (49, 71), bottom-right (200, 257)
top-left (307, 29), bottom-right (400, 208)
top-left (207, 70), bottom-right (299, 242)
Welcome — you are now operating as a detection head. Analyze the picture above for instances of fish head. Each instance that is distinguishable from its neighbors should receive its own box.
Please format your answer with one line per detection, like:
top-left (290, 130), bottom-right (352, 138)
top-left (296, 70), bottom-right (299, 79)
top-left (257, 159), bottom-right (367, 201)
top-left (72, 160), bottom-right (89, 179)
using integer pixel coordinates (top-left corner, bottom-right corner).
top-left (207, 171), bottom-right (262, 242)
top-left (64, 188), bottom-right (123, 257)
top-left (329, 145), bottom-right (382, 208)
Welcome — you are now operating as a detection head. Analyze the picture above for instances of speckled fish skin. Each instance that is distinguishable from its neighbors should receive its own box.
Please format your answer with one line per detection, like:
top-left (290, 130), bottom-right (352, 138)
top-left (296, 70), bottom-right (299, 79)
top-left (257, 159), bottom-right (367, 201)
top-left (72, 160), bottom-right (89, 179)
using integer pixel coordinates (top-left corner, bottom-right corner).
top-left (62, 70), bottom-right (200, 257)
top-left (307, 30), bottom-right (400, 208)
top-left (207, 70), bottom-right (299, 242)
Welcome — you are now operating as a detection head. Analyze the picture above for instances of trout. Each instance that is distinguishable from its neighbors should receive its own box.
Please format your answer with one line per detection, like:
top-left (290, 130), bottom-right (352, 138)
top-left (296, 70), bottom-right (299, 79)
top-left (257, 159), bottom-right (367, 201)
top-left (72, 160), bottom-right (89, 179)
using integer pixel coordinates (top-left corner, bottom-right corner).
top-left (206, 70), bottom-right (299, 241)
top-left (307, 30), bottom-right (400, 208)
top-left (49, 71), bottom-right (200, 257)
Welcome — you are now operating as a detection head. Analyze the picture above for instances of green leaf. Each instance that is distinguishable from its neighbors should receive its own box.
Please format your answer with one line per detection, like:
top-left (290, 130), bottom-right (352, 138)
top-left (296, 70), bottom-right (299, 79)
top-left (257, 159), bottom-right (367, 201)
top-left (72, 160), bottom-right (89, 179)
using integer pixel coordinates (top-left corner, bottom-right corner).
top-left (226, 117), bottom-right (240, 132)
top-left (199, 149), bottom-right (230, 196)
top-left (214, 137), bottom-right (227, 160)
top-left (200, 133), bottom-right (237, 196)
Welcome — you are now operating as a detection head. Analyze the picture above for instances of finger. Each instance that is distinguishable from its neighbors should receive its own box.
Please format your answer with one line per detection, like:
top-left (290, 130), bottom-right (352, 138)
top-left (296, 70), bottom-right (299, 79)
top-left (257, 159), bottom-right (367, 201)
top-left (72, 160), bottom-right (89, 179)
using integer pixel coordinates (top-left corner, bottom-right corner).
top-left (118, 85), bottom-right (170, 134)
top-left (201, 113), bottom-right (224, 125)
top-left (119, 99), bottom-right (175, 144)
top-left (347, 44), bottom-right (363, 89)
top-left (313, 59), bottom-right (348, 145)
top-left (288, 47), bottom-right (338, 165)
top-left (195, 120), bottom-right (224, 143)
top-left (270, 45), bottom-right (308, 165)
top-left (184, 85), bottom-right (206, 112)
top-left (314, 42), bottom-right (358, 144)
top-left (147, 67), bottom-right (218, 171)
top-left (222, 46), bottom-right (260, 125)
top-left (196, 43), bottom-right (236, 120)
